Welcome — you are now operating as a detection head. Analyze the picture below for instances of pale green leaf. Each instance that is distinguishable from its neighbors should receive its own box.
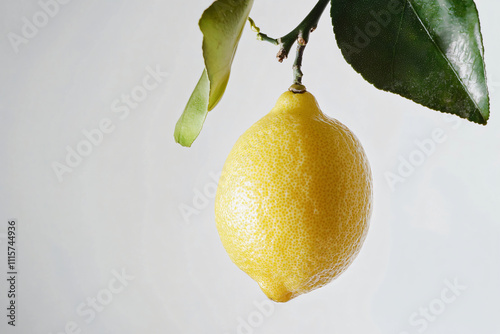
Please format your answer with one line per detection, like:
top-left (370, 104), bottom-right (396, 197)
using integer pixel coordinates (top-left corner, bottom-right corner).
top-left (174, 0), bottom-right (254, 147)
top-left (174, 70), bottom-right (210, 147)
top-left (200, 0), bottom-right (254, 110)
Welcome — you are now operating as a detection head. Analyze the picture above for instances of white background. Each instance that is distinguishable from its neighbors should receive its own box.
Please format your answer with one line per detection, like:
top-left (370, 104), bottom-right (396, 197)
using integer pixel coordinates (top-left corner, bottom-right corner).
top-left (1, 0), bottom-right (499, 333)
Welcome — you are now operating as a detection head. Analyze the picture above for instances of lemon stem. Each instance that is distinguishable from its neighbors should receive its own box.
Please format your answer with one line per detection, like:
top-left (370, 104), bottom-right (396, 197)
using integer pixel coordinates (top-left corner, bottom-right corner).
top-left (248, 0), bottom-right (329, 92)
top-left (293, 44), bottom-right (306, 84)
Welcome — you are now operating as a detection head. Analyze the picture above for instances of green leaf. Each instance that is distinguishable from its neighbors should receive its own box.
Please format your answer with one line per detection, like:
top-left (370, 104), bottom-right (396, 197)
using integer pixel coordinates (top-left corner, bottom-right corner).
top-left (331, 0), bottom-right (489, 124)
top-left (174, 0), bottom-right (254, 147)
top-left (174, 70), bottom-right (210, 147)
top-left (201, 0), bottom-right (254, 110)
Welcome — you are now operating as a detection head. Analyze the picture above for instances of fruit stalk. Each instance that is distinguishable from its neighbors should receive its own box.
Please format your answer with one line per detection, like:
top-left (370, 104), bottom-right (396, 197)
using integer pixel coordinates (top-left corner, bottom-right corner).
top-left (291, 44), bottom-right (306, 91)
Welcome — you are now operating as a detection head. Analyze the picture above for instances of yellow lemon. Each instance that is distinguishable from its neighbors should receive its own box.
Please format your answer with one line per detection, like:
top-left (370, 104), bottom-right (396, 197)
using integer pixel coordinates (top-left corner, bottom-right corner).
top-left (215, 90), bottom-right (373, 302)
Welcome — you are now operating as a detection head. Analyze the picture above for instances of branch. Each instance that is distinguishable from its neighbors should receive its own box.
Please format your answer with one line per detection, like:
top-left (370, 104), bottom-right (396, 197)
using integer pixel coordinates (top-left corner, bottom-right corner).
top-left (248, 0), bottom-right (329, 91)
top-left (275, 0), bottom-right (329, 62)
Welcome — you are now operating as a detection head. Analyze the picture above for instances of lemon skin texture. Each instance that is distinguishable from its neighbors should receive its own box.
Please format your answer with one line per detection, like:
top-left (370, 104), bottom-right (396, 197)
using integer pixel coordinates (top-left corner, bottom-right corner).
top-left (215, 91), bottom-right (373, 302)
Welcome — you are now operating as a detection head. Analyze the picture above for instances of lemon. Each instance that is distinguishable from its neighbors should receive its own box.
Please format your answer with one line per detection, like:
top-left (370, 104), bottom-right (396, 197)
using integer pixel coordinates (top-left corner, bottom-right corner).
top-left (215, 90), bottom-right (373, 302)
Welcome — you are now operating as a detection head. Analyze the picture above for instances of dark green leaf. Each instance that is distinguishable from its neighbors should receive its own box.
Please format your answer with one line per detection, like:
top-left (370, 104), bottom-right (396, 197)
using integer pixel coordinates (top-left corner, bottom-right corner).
top-left (331, 0), bottom-right (489, 124)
